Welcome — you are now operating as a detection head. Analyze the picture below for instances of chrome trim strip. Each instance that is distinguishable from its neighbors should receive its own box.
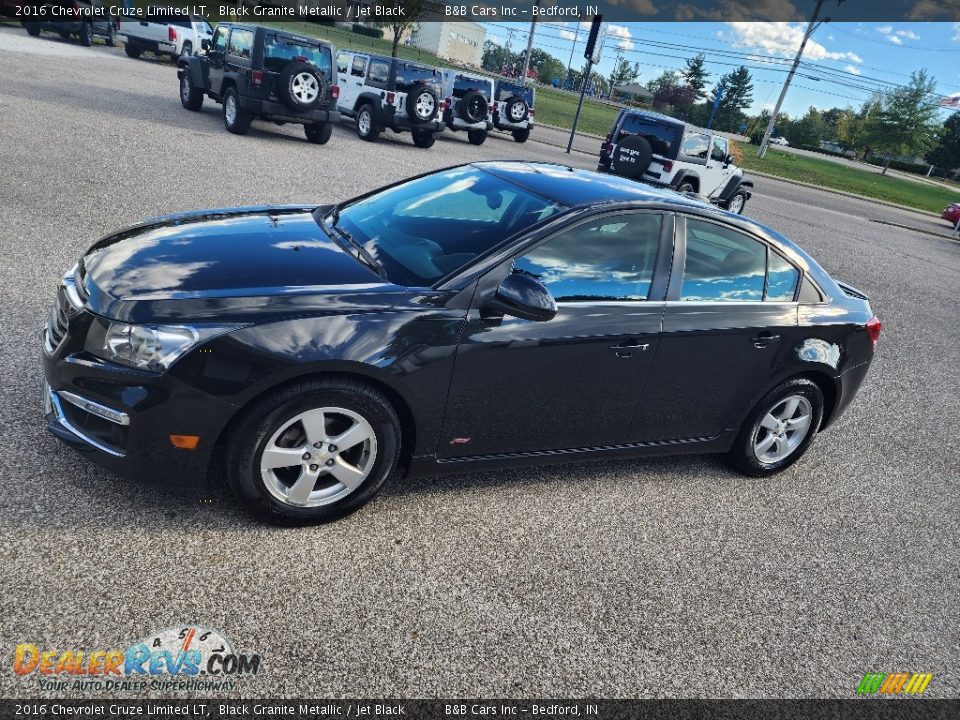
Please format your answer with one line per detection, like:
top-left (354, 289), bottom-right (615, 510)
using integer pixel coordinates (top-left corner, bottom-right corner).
top-left (49, 389), bottom-right (127, 457)
top-left (58, 390), bottom-right (130, 426)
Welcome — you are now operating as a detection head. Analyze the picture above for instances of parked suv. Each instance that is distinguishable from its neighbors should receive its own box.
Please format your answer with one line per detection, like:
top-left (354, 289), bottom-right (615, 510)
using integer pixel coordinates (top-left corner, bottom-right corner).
top-left (439, 69), bottom-right (494, 146)
top-left (120, 12), bottom-right (213, 61)
top-left (599, 109), bottom-right (753, 214)
top-left (336, 50), bottom-right (444, 148)
top-left (492, 79), bottom-right (534, 143)
top-left (23, 1), bottom-right (118, 47)
top-left (178, 24), bottom-right (340, 144)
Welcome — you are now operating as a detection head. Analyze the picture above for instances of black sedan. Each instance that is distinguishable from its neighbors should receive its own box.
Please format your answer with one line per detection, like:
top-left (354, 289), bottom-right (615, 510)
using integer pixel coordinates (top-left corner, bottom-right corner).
top-left (42, 162), bottom-right (880, 523)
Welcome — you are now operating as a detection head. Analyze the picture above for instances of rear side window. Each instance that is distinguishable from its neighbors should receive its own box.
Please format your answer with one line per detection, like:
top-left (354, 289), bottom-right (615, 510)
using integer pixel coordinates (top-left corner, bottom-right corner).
top-left (368, 60), bottom-right (390, 86)
top-left (680, 132), bottom-right (709, 159)
top-left (515, 214), bottom-right (662, 302)
top-left (618, 115), bottom-right (681, 157)
top-left (263, 35), bottom-right (332, 78)
top-left (227, 29), bottom-right (253, 59)
top-left (681, 219), bottom-right (766, 301)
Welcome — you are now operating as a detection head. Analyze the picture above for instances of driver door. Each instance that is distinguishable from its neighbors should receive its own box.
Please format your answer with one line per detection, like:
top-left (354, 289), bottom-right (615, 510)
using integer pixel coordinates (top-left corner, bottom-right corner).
top-left (207, 25), bottom-right (229, 96)
top-left (702, 135), bottom-right (734, 197)
top-left (438, 211), bottom-right (672, 458)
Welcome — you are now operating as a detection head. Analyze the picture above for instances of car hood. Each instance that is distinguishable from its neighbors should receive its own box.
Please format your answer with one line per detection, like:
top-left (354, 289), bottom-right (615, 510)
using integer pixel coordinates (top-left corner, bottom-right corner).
top-left (80, 207), bottom-right (409, 323)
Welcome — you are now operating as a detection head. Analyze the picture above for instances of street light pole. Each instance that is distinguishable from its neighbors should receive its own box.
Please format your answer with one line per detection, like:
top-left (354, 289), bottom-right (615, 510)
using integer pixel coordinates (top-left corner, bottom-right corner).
top-left (521, 0), bottom-right (540, 85)
top-left (565, 23), bottom-right (580, 89)
top-left (758, 0), bottom-right (828, 158)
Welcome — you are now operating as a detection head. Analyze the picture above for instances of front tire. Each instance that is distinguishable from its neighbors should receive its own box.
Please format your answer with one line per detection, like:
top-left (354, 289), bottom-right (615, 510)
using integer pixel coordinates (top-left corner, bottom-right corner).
top-left (179, 72), bottom-right (203, 111)
top-left (724, 378), bottom-right (824, 477)
top-left (724, 190), bottom-right (747, 214)
top-left (222, 87), bottom-right (252, 135)
top-left (305, 121), bottom-right (333, 144)
top-left (227, 378), bottom-right (401, 524)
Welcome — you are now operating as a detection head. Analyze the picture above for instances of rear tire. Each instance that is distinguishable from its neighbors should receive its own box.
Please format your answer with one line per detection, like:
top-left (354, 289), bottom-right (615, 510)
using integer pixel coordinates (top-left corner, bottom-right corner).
top-left (412, 130), bottom-right (436, 148)
top-left (222, 87), bottom-right (252, 135)
top-left (226, 377), bottom-right (401, 525)
top-left (724, 378), bottom-right (824, 477)
top-left (24, 24), bottom-right (41, 37)
top-left (355, 104), bottom-right (379, 142)
top-left (124, 42), bottom-right (142, 59)
top-left (105, 23), bottom-right (116, 47)
top-left (79, 22), bottom-right (92, 47)
top-left (179, 41), bottom-right (192, 59)
top-left (467, 129), bottom-right (486, 146)
top-left (512, 128), bottom-right (530, 143)
top-left (305, 121), bottom-right (333, 145)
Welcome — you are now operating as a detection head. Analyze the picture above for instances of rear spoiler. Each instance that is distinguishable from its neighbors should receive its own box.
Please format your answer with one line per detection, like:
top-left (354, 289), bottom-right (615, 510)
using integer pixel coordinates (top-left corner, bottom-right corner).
top-left (837, 281), bottom-right (870, 301)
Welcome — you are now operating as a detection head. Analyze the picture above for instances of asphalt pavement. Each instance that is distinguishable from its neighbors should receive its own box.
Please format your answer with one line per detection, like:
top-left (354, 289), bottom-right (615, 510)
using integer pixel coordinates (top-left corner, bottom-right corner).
top-left (1, 25), bottom-right (958, 700)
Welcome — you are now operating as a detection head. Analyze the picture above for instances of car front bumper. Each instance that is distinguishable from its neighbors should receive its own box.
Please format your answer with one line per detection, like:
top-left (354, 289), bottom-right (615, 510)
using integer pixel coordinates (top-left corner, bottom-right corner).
top-left (239, 97), bottom-right (341, 125)
top-left (42, 319), bottom-right (238, 486)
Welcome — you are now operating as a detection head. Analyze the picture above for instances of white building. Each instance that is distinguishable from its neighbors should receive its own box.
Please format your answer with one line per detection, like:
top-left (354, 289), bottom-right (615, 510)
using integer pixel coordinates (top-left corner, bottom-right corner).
top-left (409, 22), bottom-right (486, 67)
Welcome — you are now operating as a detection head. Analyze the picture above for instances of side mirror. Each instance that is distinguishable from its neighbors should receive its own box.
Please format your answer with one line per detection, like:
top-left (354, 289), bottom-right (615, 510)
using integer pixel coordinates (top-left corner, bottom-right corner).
top-left (725, 154), bottom-right (734, 167)
top-left (486, 272), bottom-right (557, 322)
top-left (201, 38), bottom-right (211, 51)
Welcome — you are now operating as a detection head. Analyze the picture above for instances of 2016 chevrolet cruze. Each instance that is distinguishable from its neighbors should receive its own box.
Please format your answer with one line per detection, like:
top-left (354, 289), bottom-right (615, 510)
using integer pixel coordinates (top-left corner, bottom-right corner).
top-left (42, 162), bottom-right (880, 523)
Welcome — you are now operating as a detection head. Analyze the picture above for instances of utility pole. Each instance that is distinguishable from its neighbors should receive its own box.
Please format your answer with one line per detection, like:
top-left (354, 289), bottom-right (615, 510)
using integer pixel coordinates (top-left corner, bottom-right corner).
top-left (501, 27), bottom-right (516, 75)
top-left (758, 0), bottom-right (830, 158)
top-left (520, 0), bottom-right (540, 84)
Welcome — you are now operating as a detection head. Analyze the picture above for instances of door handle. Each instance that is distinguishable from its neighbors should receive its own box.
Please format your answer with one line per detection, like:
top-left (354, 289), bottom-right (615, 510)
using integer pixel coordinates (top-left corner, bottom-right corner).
top-left (609, 341), bottom-right (650, 358)
top-left (752, 332), bottom-right (781, 348)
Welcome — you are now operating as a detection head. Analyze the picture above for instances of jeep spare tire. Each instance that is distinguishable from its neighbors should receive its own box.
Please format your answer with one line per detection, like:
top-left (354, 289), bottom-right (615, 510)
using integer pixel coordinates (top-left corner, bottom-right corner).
top-left (611, 135), bottom-right (653, 179)
top-left (504, 96), bottom-right (529, 123)
top-left (457, 90), bottom-right (488, 124)
top-left (407, 84), bottom-right (439, 124)
top-left (279, 61), bottom-right (326, 111)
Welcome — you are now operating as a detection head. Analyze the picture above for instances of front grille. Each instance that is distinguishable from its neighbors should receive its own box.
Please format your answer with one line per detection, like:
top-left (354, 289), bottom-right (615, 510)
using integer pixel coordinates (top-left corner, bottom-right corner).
top-left (44, 289), bottom-right (71, 353)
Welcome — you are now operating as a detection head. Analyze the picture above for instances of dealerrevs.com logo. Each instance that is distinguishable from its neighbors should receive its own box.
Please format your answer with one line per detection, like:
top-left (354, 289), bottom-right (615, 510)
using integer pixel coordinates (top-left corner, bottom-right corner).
top-left (13, 626), bottom-right (261, 692)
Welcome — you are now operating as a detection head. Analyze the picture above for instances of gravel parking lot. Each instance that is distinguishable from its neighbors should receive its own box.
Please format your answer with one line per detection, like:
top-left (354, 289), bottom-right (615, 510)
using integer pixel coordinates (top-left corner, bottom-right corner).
top-left (1, 25), bottom-right (958, 699)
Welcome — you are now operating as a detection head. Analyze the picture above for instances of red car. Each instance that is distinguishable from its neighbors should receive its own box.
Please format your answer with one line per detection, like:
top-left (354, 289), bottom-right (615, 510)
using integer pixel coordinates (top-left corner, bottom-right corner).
top-left (944, 202), bottom-right (960, 227)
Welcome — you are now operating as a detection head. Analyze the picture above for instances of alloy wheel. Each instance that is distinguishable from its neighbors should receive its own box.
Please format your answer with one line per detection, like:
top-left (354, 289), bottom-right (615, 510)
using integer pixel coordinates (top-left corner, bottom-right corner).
top-left (259, 406), bottom-right (378, 508)
top-left (291, 72), bottom-right (319, 104)
top-left (358, 110), bottom-right (371, 136)
top-left (415, 93), bottom-right (435, 119)
top-left (225, 95), bottom-right (237, 125)
top-left (728, 193), bottom-right (745, 214)
top-left (752, 395), bottom-right (813, 464)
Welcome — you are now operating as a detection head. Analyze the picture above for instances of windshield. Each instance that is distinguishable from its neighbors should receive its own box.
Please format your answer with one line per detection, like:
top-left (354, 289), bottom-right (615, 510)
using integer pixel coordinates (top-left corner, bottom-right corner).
top-left (326, 167), bottom-right (566, 286)
top-left (496, 82), bottom-right (533, 105)
top-left (263, 35), bottom-right (333, 79)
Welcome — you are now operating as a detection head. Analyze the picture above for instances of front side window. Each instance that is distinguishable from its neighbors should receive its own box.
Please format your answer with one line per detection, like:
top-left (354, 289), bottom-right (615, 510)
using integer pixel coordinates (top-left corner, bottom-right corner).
top-left (336, 52), bottom-right (349, 74)
top-left (227, 29), bottom-right (253, 59)
top-left (681, 219), bottom-right (766, 301)
top-left (711, 137), bottom-right (728, 162)
top-left (514, 214), bottom-right (662, 302)
top-left (328, 167), bottom-right (565, 287)
top-left (680, 132), bottom-right (709, 159)
top-left (211, 26), bottom-right (228, 53)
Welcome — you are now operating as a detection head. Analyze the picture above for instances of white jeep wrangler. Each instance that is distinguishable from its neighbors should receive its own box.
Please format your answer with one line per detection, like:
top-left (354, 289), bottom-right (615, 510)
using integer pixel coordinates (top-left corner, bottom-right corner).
top-left (599, 109), bottom-right (753, 214)
top-left (335, 50), bottom-right (445, 148)
top-left (439, 70), bottom-right (494, 145)
top-left (491, 79), bottom-right (534, 143)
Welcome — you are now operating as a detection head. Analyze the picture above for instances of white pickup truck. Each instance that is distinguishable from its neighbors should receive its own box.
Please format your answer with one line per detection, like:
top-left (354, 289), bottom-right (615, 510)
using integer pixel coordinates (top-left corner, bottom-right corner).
top-left (120, 12), bottom-right (213, 61)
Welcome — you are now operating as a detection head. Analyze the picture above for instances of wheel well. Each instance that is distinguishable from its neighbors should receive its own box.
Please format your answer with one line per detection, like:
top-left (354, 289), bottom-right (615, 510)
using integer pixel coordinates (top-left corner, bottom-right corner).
top-left (219, 78), bottom-right (236, 97)
top-left (210, 371), bottom-right (418, 479)
top-left (677, 174), bottom-right (699, 191)
top-left (796, 371), bottom-right (837, 430)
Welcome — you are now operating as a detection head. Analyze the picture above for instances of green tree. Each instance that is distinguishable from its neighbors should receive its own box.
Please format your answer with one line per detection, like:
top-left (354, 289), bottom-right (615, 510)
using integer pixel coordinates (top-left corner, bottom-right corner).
top-left (926, 113), bottom-right (960, 176)
top-left (608, 57), bottom-right (640, 93)
top-left (863, 70), bottom-right (941, 174)
top-left (375, 0), bottom-right (428, 58)
top-left (527, 48), bottom-right (566, 86)
top-left (681, 53), bottom-right (709, 102)
top-left (646, 71), bottom-right (694, 114)
top-left (783, 106), bottom-right (827, 147)
top-left (481, 40), bottom-right (518, 74)
top-left (708, 66), bottom-right (753, 132)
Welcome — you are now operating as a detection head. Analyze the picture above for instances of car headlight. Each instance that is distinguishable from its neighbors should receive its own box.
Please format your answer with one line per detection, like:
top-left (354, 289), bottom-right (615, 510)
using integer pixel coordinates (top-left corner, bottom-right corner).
top-left (94, 322), bottom-right (240, 372)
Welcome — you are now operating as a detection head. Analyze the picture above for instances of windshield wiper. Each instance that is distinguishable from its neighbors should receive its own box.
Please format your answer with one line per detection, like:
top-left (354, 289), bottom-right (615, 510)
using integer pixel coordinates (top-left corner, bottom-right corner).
top-left (324, 207), bottom-right (386, 280)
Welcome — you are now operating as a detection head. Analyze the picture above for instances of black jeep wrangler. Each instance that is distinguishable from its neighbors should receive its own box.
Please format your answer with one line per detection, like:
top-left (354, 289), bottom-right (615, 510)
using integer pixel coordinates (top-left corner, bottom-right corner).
top-left (178, 24), bottom-right (340, 144)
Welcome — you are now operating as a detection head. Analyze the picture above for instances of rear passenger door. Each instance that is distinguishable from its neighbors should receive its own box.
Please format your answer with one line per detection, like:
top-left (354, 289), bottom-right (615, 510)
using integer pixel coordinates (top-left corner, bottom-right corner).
top-left (632, 215), bottom-right (801, 442)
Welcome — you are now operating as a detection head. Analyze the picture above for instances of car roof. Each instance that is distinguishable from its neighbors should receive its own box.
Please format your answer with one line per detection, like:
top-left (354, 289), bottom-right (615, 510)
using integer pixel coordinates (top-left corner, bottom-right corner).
top-left (619, 109), bottom-right (686, 129)
top-left (473, 162), bottom-right (707, 210)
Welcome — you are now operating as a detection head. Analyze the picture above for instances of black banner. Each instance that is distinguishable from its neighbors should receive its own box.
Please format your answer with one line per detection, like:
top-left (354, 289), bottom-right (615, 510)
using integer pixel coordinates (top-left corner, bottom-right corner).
top-left (2, 0), bottom-right (959, 24)
top-left (2, 700), bottom-right (960, 719)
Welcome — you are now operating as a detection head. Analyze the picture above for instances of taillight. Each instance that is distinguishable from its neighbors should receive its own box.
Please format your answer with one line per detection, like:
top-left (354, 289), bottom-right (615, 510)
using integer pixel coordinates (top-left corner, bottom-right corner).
top-left (168, 26), bottom-right (177, 42)
top-left (662, 160), bottom-right (673, 173)
top-left (385, 91), bottom-right (395, 104)
top-left (330, 84), bottom-right (340, 99)
top-left (252, 70), bottom-right (263, 87)
top-left (866, 316), bottom-right (882, 350)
